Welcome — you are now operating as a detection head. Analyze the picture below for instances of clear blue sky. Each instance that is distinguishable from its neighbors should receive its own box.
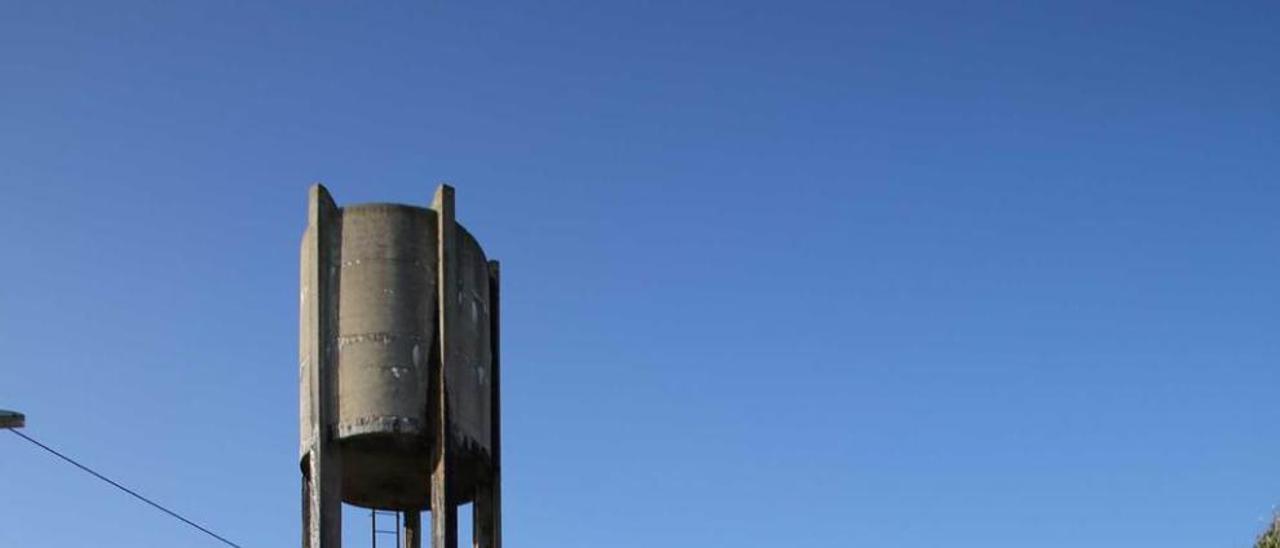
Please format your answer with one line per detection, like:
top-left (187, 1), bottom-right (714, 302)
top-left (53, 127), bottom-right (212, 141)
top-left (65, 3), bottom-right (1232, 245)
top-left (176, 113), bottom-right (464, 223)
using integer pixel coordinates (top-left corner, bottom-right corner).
top-left (1, 1), bottom-right (1277, 546)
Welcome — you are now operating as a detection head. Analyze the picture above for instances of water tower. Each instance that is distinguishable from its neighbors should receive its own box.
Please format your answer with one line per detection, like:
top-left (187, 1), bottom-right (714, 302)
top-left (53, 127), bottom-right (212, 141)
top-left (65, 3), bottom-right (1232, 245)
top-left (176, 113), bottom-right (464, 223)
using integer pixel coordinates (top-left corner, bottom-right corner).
top-left (299, 184), bottom-right (501, 548)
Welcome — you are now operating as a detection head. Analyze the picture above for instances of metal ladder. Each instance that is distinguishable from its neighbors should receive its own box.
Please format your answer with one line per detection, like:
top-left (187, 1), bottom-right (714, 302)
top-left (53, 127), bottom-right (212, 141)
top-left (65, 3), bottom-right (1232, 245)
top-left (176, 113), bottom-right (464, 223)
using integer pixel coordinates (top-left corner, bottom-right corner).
top-left (370, 509), bottom-right (401, 548)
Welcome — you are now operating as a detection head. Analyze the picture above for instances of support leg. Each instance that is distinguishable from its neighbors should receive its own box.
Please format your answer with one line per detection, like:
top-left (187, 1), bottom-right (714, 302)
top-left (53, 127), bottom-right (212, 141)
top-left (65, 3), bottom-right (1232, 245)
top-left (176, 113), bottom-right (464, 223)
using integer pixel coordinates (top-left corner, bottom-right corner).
top-left (302, 475), bottom-right (312, 548)
top-left (304, 185), bottom-right (343, 548)
top-left (404, 511), bottom-right (422, 548)
top-left (473, 482), bottom-right (496, 548)
top-left (431, 184), bottom-right (458, 548)
top-left (474, 261), bottom-right (502, 548)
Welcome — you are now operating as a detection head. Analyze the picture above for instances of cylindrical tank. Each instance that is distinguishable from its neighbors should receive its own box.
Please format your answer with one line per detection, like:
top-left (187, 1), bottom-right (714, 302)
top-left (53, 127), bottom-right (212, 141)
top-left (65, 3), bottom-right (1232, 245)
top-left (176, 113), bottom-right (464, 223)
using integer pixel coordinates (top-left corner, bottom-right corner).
top-left (300, 202), bottom-right (494, 511)
top-left (335, 204), bottom-right (437, 509)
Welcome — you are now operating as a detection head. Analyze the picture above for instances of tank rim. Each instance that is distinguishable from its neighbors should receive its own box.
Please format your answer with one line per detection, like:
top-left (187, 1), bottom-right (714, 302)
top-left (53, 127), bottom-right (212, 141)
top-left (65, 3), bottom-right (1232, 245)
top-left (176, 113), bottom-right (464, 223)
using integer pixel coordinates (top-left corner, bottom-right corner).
top-left (339, 203), bottom-right (485, 255)
top-left (341, 202), bottom-right (432, 214)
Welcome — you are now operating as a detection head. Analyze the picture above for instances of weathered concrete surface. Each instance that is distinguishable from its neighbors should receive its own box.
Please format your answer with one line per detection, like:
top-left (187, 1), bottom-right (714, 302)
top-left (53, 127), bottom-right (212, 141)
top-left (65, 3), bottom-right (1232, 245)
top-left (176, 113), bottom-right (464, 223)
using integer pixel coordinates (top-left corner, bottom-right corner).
top-left (300, 184), bottom-right (342, 548)
top-left (299, 184), bottom-right (502, 544)
top-left (334, 204), bottom-right (435, 509)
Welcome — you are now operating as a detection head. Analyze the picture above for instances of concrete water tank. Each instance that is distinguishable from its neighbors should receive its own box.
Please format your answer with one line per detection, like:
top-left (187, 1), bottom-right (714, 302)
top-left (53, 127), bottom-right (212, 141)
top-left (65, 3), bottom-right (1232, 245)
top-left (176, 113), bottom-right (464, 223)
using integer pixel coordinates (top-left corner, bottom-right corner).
top-left (300, 191), bottom-right (498, 513)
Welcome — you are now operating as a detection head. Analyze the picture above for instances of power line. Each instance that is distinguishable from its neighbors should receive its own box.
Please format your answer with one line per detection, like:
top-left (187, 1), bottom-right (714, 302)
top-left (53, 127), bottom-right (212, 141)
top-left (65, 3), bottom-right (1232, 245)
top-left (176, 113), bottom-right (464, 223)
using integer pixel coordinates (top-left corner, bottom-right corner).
top-left (7, 429), bottom-right (243, 548)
